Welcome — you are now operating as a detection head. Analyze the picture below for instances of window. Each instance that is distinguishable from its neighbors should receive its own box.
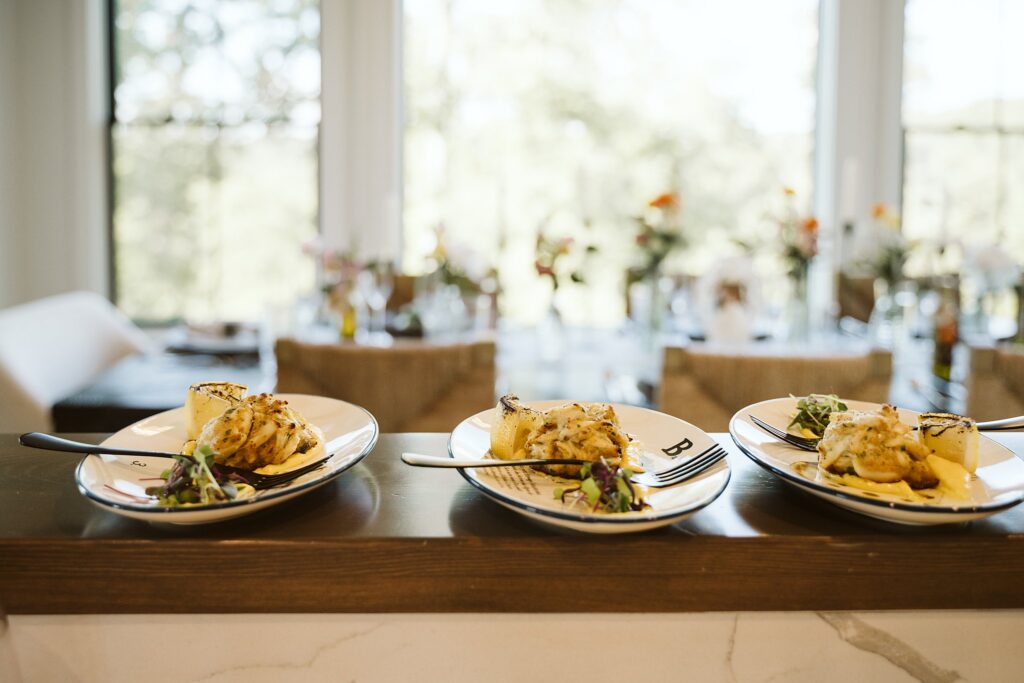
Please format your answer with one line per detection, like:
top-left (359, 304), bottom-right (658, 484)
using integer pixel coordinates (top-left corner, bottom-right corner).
top-left (403, 0), bottom-right (819, 324)
top-left (110, 0), bottom-right (321, 322)
top-left (902, 0), bottom-right (1024, 262)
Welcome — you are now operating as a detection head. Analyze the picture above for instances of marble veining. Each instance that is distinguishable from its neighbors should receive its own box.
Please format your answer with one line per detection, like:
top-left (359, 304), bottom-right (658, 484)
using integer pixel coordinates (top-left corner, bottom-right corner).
top-left (818, 612), bottom-right (962, 683)
top-left (725, 613), bottom-right (739, 682)
top-left (194, 623), bottom-right (383, 682)
top-left (6, 611), bottom-right (1024, 682)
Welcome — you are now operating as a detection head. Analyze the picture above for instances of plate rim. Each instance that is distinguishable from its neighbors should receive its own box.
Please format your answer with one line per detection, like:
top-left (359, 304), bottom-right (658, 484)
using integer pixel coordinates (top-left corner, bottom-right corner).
top-left (75, 394), bottom-right (379, 515)
top-left (729, 397), bottom-right (1024, 516)
top-left (447, 401), bottom-right (732, 526)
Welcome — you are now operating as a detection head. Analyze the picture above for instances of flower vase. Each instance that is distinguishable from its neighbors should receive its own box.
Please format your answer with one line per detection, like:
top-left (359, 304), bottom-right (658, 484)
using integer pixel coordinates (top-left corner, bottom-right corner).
top-left (785, 266), bottom-right (810, 341)
top-left (969, 290), bottom-right (993, 340)
top-left (539, 291), bottom-right (564, 364)
top-left (628, 272), bottom-right (670, 338)
top-left (868, 278), bottom-right (903, 348)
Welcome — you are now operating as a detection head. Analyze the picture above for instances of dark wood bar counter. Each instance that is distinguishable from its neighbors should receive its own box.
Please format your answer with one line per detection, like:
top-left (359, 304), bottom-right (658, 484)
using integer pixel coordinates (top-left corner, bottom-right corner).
top-left (2, 433), bottom-right (1023, 615)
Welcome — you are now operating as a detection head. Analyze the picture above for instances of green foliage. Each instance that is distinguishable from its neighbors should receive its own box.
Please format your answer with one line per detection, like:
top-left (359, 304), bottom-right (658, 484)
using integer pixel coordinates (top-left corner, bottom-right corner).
top-left (112, 0), bottom-right (320, 321)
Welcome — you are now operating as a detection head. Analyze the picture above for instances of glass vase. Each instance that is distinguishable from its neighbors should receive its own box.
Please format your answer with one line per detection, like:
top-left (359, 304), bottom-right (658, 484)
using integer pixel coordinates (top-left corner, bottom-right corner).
top-left (785, 265), bottom-right (810, 341)
top-left (869, 278), bottom-right (916, 350)
top-left (628, 272), bottom-right (671, 338)
top-left (538, 293), bottom-right (564, 364)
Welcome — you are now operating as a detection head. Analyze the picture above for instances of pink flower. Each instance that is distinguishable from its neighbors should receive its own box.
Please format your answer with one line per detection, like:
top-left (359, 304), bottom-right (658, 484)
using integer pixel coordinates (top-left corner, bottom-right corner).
top-left (302, 237), bottom-right (324, 257)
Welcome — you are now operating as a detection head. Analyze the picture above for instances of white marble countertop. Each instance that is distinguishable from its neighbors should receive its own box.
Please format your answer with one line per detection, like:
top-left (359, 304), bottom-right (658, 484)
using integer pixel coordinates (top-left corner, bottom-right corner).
top-left (5, 609), bottom-right (1022, 682)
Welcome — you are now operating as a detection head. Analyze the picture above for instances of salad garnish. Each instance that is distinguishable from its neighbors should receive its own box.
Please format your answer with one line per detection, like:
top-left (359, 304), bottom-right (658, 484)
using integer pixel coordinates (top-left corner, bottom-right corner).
top-left (554, 459), bottom-right (647, 513)
top-left (788, 394), bottom-right (848, 437)
top-left (145, 445), bottom-right (256, 506)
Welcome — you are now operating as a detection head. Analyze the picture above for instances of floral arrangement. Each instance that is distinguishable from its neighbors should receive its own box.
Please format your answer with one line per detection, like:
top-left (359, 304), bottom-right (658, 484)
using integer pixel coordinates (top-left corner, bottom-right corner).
top-left (426, 224), bottom-right (496, 295)
top-left (963, 242), bottom-right (1021, 294)
top-left (776, 187), bottom-right (818, 283)
top-left (865, 203), bottom-right (910, 287)
top-left (534, 232), bottom-right (585, 291)
top-left (630, 192), bottom-right (685, 283)
top-left (302, 237), bottom-right (363, 292)
top-left (301, 238), bottom-right (366, 336)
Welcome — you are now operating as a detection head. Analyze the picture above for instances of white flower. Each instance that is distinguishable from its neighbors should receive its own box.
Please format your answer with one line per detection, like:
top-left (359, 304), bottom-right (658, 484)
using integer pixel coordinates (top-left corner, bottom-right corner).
top-left (963, 244), bottom-right (1021, 292)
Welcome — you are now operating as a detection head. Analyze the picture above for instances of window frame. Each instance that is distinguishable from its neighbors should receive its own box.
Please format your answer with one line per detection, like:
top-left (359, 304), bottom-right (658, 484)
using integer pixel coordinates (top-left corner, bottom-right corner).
top-left (105, 0), bottom-right (332, 320)
top-left (100, 0), bottom-right (918, 316)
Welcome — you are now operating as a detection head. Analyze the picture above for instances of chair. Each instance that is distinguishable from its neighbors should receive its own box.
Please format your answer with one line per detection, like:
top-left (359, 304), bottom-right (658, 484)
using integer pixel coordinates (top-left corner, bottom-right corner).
top-left (966, 344), bottom-right (1024, 421)
top-left (275, 337), bottom-right (496, 432)
top-left (837, 274), bottom-right (876, 323)
top-left (0, 291), bottom-right (153, 432)
top-left (657, 344), bottom-right (893, 432)
top-left (387, 274), bottom-right (417, 312)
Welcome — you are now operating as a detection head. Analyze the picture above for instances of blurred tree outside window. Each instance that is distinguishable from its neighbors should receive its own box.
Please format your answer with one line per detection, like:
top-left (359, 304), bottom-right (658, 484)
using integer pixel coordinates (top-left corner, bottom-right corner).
top-left (111, 0), bottom-right (320, 323)
top-left (404, 0), bottom-right (819, 325)
top-left (903, 0), bottom-right (1024, 270)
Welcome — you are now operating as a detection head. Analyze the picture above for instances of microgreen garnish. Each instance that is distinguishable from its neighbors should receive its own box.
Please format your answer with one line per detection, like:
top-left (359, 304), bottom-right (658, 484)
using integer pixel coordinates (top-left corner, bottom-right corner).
top-left (145, 445), bottom-right (255, 506)
top-left (788, 394), bottom-right (847, 437)
top-left (554, 458), bottom-right (647, 513)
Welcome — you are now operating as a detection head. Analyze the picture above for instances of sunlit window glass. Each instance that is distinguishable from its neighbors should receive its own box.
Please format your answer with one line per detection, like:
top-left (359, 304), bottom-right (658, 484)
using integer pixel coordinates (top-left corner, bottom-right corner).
top-left (902, 0), bottom-right (1024, 264)
top-left (111, 0), bottom-right (320, 322)
top-left (404, 0), bottom-right (818, 325)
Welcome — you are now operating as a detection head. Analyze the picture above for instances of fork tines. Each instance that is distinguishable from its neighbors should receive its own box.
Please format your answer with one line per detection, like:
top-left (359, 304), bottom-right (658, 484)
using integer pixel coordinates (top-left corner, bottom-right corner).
top-left (749, 415), bottom-right (819, 452)
top-left (649, 444), bottom-right (728, 484)
top-left (247, 455), bottom-right (333, 489)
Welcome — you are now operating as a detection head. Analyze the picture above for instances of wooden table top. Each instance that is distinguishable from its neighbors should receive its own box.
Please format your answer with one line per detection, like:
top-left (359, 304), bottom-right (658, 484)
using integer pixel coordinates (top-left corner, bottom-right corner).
top-left (2, 432), bottom-right (1023, 614)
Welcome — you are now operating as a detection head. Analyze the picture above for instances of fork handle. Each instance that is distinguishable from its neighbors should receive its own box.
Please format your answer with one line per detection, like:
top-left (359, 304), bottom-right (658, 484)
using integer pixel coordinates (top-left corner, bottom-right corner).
top-left (19, 432), bottom-right (181, 459)
top-left (976, 416), bottom-right (1024, 431)
top-left (402, 453), bottom-right (585, 468)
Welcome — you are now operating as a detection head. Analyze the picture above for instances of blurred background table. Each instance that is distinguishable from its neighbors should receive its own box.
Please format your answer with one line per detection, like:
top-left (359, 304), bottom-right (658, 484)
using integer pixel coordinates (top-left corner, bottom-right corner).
top-left (46, 319), bottom-right (984, 435)
top-left (50, 351), bottom-right (272, 433)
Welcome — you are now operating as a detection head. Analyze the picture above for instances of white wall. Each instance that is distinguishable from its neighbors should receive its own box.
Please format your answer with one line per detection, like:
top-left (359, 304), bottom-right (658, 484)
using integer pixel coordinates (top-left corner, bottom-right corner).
top-left (0, 0), bottom-right (20, 307)
top-left (0, 0), bottom-right (108, 310)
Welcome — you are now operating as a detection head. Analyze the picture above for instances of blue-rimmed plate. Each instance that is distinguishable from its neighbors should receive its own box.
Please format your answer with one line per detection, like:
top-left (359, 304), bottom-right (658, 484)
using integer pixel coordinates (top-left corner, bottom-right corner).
top-left (76, 394), bottom-right (378, 524)
top-left (448, 401), bottom-right (730, 534)
top-left (730, 398), bottom-right (1024, 525)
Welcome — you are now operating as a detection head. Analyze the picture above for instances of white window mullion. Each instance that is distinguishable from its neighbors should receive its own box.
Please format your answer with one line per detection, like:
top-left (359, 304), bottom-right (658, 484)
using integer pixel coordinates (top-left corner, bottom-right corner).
top-left (819, 0), bottom-right (905, 242)
top-left (813, 0), bottom-right (905, 325)
top-left (320, 0), bottom-right (402, 264)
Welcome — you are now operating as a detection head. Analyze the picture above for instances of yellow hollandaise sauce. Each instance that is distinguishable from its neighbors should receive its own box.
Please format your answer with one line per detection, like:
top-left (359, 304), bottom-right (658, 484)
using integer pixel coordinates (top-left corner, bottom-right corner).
top-left (820, 469), bottom-right (924, 502)
top-left (794, 455), bottom-right (972, 503)
top-left (925, 453), bottom-right (972, 500)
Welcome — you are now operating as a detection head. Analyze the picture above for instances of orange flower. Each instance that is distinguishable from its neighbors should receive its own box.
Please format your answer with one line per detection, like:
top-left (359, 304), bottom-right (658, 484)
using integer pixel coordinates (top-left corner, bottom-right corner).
top-left (801, 217), bottom-right (819, 233)
top-left (872, 203), bottom-right (887, 219)
top-left (649, 192), bottom-right (679, 209)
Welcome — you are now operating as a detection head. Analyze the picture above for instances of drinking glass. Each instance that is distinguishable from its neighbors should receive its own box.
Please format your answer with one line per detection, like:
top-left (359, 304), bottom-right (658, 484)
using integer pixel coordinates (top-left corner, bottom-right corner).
top-left (356, 262), bottom-right (394, 344)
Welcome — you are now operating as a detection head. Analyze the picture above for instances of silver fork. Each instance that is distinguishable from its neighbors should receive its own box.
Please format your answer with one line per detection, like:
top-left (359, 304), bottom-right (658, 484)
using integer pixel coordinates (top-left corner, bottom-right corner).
top-left (401, 443), bottom-right (728, 488)
top-left (19, 432), bottom-right (332, 490)
top-left (749, 413), bottom-right (1024, 453)
top-left (748, 416), bottom-right (819, 452)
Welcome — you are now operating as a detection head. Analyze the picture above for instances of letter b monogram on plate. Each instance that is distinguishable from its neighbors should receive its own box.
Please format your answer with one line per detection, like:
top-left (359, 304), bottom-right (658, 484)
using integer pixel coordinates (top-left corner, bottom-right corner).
top-left (662, 438), bottom-right (693, 457)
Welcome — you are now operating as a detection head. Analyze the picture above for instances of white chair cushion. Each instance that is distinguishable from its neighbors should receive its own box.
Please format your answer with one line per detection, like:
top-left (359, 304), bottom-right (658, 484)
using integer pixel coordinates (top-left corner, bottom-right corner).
top-left (0, 291), bottom-right (153, 431)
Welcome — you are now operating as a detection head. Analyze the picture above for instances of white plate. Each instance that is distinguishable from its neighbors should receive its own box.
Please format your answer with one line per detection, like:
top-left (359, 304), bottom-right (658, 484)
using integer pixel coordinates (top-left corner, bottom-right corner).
top-left (76, 394), bottom-right (378, 524)
top-left (729, 398), bottom-right (1024, 525)
top-left (448, 401), bottom-right (730, 534)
